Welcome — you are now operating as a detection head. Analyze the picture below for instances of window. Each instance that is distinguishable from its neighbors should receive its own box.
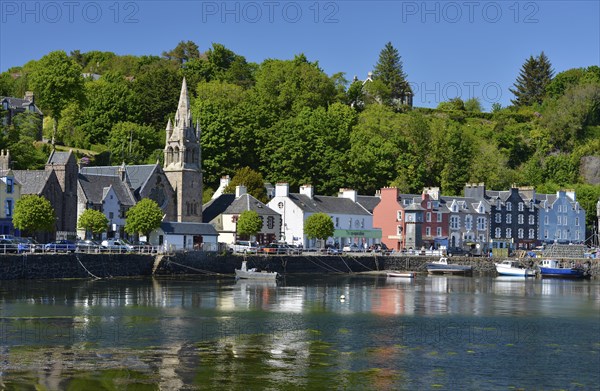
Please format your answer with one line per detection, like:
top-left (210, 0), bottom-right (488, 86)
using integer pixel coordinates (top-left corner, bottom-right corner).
top-left (361, 219), bottom-right (364, 228)
top-left (564, 217), bottom-right (568, 226)
top-left (2, 101), bottom-right (7, 110)
top-left (437, 212), bottom-right (442, 222)
top-left (465, 215), bottom-right (472, 230)
top-left (518, 214), bottom-right (524, 224)
top-left (6, 178), bottom-right (13, 193)
top-left (575, 217), bottom-right (579, 226)
top-left (450, 216), bottom-right (460, 229)
top-left (335, 217), bottom-right (339, 228)
top-left (427, 201), bottom-right (431, 209)
top-left (267, 216), bottom-right (274, 229)
top-left (506, 228), bottom-right (512, 238)
top-left (518, 202), bottom-right (524, 211)
top-left (496, 199), bottom-right (501, 209)
top-left (436, 227), bottom-right (442, 236)
top-left (403, 199), bottom-right (410, 206)
top-left (529, 201), bottom-right (535, 212)
top-left (452, 203), bottom-right (458, 213)
top-left (495, 228), bottom-right (501, 238)
top-left (529, 215), bottom-right (535, 225)
top-left (477, 217), bottom-right (486, 231)
top-left (544, 229), bottom-right (548, 239)
top-left (506, 214), bottom-right (512, 224)
top-left (397, 211), bottom-right (402, 221)
top-left (506, 202), bottom-right (512, 211)
top-left (495, 213), bottom-right (501, 223)
top-left (557, 216), bottom-right (562, 225)
top-left (556, 230), bottom-right (561, 239)
top-left (425, 227), bottom-right (431, 236)
top-left (109, 212), bottom-right (114, 219)
top-left (518, 228), bottom-right (524, 239)
top-left (529, 229), bottom-right (535, 239)
top-left (544, 215), bottom-right (549, 225)
top-left (576, 231), bottom-right (580, 240)
top-left (5, 199), bottom-right (12, 217)
top-left (397, 226), bottom-right (403, 235)
top-left (426, 212), bottom-right (431, 222)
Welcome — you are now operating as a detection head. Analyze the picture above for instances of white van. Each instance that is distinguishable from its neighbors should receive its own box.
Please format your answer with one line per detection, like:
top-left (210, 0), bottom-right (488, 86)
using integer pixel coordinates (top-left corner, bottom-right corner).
top-left (230, 241), bottom-right (258, 254)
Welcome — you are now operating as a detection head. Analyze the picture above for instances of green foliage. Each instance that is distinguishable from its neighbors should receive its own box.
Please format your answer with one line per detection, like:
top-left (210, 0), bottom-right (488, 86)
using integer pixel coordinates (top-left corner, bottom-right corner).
top-left (107, 121), bottom-right (162, 164)
top-left (304, 213), bottom-right (334, 241)
top-left (510, 52), bottom-right (554, 107)
top-left (124, 198), bottom-right (163, 237)
top-left (12, 195), bottom-right (56, 234)
top-left (77, 209), bottom-right (108, 238)
top-left (223, 167), bottom-right (268, 203)
top-left (162, 41), bottom-right (200, 64)
top-left (236, 210), bottom-right (263, 238)
top-left (372, 42), bottom-right (411, 106)
top-left (132, 62), bottom-right (181, 129)
top-left (437, 98), bottom-right (465, 111)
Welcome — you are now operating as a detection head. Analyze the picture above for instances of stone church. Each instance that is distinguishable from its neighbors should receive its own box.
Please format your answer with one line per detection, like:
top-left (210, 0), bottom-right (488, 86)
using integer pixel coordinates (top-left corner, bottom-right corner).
top-left (4, 78), bottom-right (204, 242)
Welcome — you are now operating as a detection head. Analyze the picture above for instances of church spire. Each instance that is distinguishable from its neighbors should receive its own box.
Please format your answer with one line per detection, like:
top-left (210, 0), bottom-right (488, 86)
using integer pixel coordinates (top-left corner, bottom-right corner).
top-left (175, 77), bottom-right (191, 128)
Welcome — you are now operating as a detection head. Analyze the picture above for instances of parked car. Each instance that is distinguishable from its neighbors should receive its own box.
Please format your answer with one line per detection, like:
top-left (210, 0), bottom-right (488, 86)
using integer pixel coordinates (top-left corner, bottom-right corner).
top-left (14, 237), bottom-right (42, 253)
top-left (343, 243), bottom-right (361, 252)
top-left (287, 244), bottom-right (303, 255)
top-left (101, 239), bottom-right (133, 252)
top-left (230, 240), bottom-right (259, 254)
top-left (44, 240), bottom-right (76, 253)
top-left (320, 244), bottom-right (341, 255)
top-left (131, 240), bottom-right (156, 253)
top-left (446, 247), bottom-right (472, 257)
top-left (369, 243), bottom-right (391, 254)
top-left (0, 238), bottom-right (19, 253)
top-left (263, 243), bottom-right (290, 254)
top-left (76, 239), bottom-right (106, 253)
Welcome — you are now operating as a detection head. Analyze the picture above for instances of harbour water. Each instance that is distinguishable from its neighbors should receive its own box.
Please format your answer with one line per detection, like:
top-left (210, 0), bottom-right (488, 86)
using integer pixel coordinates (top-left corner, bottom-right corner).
top-left (0, 275), bottom-right (599, 390)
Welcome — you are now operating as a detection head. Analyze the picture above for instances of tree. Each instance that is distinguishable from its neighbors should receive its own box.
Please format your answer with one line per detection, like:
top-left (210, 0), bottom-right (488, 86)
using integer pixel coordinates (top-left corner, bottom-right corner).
top-left (124, 198), bottom-right (163, 239)
top-left (162, 41), bottom-right (200, 64)
top-left (236, 210), bottom-right (263, 239)
top-left (12, 195), bottom-right (56, 237)
top-left (107, 121), bottom-right (162, 165)
top-left (304, 213), bottom-right (334, 247)
top-left (223, 167), bottom-right (268, 203)
top-left (77, 209), bottom-right (108, 239)
top-left (372, 42), bottom-right (412, 106)
top-left (28, 51), bottom-right (84, 145)
top-left (510, 52), bottom-right (554, 107)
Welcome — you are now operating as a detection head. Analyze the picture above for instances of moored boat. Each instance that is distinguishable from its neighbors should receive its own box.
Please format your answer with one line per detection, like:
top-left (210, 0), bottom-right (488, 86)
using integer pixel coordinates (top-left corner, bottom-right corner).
top-left (495, 260), bottom-right (536, 277)
top-left (235, 261), bottom-right (279, 281)
top-left (538, 259), bottom-right (589, 279)
top-left (426, 257), bottom-right (473, 276)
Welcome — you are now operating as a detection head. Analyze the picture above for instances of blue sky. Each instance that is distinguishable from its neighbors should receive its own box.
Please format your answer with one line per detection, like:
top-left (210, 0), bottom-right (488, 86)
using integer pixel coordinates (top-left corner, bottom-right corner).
top-left (1, 0), bottom-right (599, 110)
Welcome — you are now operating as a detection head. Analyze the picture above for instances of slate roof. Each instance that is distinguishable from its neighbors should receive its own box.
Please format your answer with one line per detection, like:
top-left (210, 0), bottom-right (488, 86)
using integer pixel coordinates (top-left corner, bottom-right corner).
top-left (78, 173), bottom-right (136, 206)
top-left (0, 96), bottom-right (43, 115)
top-left (12, 170), bottom-right (50, 194)
top-left (356, 195), bottom-right (380, 213)
top-left (203, 194), bottom-right (235, 223)
top-left (225, 194), bottom-right (279, 216)
top-left (47, 150), bottom-right (73, 165)
top-left (80, 164), bottom-right (158, 194)
top-left (288, 193), bottom-right (371, 215)
top-left (160, 221), bottom-right (218, 236)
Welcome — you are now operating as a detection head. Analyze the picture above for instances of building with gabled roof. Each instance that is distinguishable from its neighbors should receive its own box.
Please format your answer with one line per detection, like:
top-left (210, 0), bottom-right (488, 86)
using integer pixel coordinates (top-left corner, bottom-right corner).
top-left (203, 185), bottom-right (281, 245)
top-left (268, 183), bottom-right (380, 249)
top-left (0, 155), bottom-right (21, 236)
top-left (536, 190), bottom-right (586, 244)
top-left (1, 92), bottom-right (43, 140)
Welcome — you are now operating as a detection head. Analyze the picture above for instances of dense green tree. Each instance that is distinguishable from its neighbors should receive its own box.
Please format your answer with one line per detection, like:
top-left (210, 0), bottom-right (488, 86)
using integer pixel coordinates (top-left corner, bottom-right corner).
top-left (236, 210), bottom-right (263, 239)
top-left (372, 42), bottom-right (412, 106)
top-left (11, 112), bottom-right (42, 140)
top-left (107, 121), bottom-right (162, 165)
top-left (223, 167), bottom-right (268, 203)
top-left (125, 198), bottom-right (163, 238)
top-left (12, 195), bottom-right (56, 236)
top-left (510, 52), bottom-right (554, 107)
top-left (304, 213), bottom-right (334, 246)
top-left (77, 209), bottom-right (109, 239)
top-left (162, 41), bottom-right (200, 64)
top-left (437, 98), bottom-right (465, 111)
top-left (132, 62), bottom-right (181, 129)
top-left (28, 51), bottom-right (84, 145)
top-left (440, 124), bottom-right (473, 195)
top-left (545, 66), bottom-right (600, 98)
top-left (464, 98), bottom-right (483, 113)
top-left (57, 102), bottom-right (89, 149)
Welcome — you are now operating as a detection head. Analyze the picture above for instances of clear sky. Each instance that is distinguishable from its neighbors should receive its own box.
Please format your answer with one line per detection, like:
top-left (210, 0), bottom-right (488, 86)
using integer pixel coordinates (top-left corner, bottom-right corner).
top-left (1, 0), bottom-right (599, 110)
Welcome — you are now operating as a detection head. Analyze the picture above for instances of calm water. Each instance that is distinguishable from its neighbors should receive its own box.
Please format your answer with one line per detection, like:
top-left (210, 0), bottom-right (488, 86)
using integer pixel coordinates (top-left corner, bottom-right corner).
top-left (0, 275), bottom-right (599, 390)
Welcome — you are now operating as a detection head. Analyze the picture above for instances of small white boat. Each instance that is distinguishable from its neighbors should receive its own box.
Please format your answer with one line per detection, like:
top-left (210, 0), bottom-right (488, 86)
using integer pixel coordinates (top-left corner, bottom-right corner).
top-left (386, 271), bottom-right (417, 278)
top-left (495, 260), bottom-right (536, 277)
top-left (235, 261), bottom-right (279, 281)
top-left (426, 257), bottom-right (473, 275)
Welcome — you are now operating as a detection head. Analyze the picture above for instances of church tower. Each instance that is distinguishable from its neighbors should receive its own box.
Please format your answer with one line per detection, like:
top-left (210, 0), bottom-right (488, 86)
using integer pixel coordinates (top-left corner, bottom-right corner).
top-left (163, 78), bottom-right (203, 223)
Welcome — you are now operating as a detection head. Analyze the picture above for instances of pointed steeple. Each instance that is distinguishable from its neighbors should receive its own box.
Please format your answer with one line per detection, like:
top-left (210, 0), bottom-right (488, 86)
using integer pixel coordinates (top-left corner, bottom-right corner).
top-left (175, 78), bottom-right (191, 128)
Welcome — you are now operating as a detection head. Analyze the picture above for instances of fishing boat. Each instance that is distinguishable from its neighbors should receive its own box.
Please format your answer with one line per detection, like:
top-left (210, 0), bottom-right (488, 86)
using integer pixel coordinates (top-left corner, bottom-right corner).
top-left (495, 260), bottom-right (536, 277)
top-left (386, 271), bottom-right (417, 278)
top-left (426, 257), bottom-right (473, 275)
top-left (538, 259), bottom-right (588, 279)
top-left (235, 260), bottom-right (279, 281)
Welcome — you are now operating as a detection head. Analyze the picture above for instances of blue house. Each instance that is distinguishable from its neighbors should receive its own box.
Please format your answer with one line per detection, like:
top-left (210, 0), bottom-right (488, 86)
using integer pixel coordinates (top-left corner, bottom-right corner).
top-left (537, 190), bottom-right (586, 244)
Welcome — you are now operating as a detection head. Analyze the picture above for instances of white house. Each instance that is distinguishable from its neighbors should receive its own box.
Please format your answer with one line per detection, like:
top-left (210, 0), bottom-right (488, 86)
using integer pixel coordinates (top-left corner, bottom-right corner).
top-left (150, 221), bottom-right (219, 251)
top-left (267, 183), bottom-right (381, 249)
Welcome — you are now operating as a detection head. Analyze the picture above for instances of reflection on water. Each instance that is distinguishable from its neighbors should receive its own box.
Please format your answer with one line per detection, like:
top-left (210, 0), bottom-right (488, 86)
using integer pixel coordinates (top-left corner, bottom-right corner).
top-left (0, 276), bottom-right (599, 390)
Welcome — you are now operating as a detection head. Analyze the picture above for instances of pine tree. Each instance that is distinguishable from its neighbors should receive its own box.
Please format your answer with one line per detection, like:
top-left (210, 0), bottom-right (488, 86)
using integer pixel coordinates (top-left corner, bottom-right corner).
top-left (510, 51), bottom-right (554, 107)
top-left (372, 42), bottom-right (412, 106)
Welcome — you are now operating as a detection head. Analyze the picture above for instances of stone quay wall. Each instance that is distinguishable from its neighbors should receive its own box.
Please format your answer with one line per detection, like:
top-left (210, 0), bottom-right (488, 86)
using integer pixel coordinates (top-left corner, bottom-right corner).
top-left (0, 252), bottom-right (598, 280)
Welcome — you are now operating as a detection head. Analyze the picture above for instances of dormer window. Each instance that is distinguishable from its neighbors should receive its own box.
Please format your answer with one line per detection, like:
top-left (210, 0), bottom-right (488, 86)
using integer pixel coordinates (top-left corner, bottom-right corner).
top-left (6, 178), bottom-right (13, 193)
top-left (28, 104), bottom-right (35, 112)
top-left (452, 204), bottom-right (458, 213)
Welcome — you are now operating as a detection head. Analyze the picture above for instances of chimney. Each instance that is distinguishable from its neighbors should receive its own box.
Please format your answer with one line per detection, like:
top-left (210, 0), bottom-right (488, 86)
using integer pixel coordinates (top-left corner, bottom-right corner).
top-left (464, 183), bottom-right (485, 200)
top-left (300, 184), bottom-right (314, 199)
top-left (339, 188), bottom-right (357, 202)
top-left (275, 183), bottom-right (289, 197)
top-left (236, 185), bottom-right (247, 198)
top-left (423, 187), bottom-right (440, 200)
top-left (220, 175), bottom-right (230, 188)
top-left (24, 91), bottom-right (34, 103)
top-left (564, 189), bottom-right (576, 202)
